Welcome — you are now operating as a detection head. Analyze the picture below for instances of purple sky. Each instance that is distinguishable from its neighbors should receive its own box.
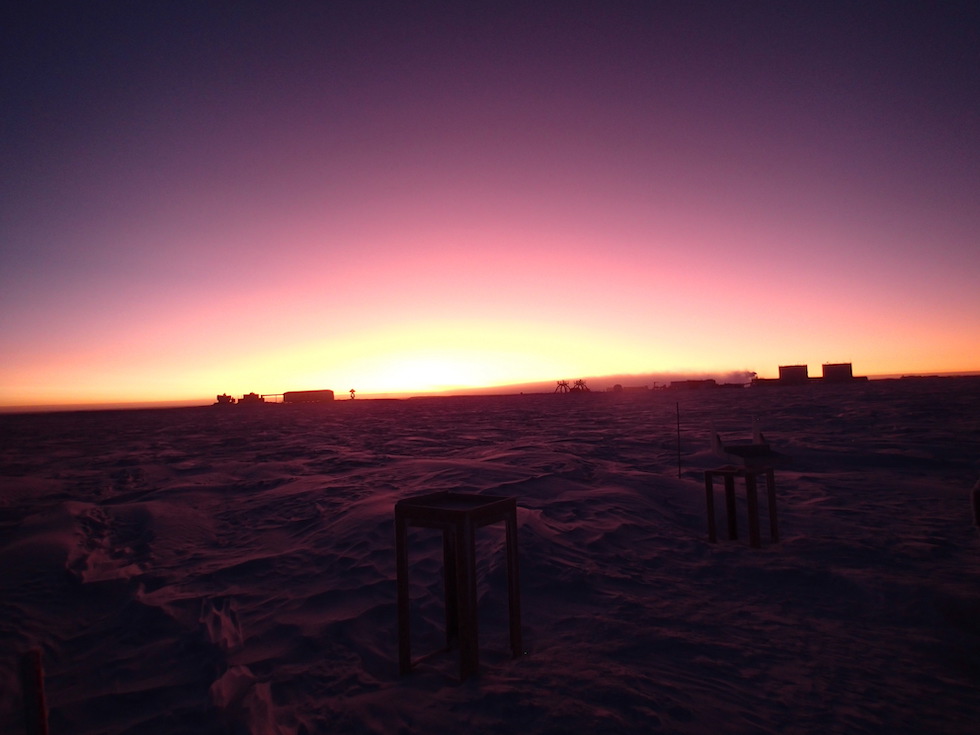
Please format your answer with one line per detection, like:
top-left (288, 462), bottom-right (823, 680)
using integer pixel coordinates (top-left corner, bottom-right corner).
top-left (2, 1), bottom-right (978, 406)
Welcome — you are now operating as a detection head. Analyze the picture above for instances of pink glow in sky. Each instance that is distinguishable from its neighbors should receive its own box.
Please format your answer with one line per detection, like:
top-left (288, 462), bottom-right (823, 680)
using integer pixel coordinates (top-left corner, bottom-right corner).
top-left (2, 2), bottom-right (978, 407)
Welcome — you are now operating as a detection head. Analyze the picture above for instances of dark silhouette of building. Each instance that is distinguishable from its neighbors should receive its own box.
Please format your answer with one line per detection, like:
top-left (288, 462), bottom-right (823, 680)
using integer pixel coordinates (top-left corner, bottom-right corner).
top-left (778, 365), bottom-right (809, 384)
top-left (752, 362), bottom-right (866, 386)
top-left (283, 389), bottom-right (334, 403)
top-left (822, 363), bottom-right (854, 382)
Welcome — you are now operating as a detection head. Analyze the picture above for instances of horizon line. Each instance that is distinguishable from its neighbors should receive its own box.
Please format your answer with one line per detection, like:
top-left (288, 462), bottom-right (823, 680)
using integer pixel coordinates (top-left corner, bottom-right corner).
top-left (3, 370), bottom-right (979, 415)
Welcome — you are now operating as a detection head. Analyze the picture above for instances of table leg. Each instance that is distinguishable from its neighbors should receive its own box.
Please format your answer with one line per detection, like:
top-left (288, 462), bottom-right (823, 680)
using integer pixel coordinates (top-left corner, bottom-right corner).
top-left (766, 468), bottom-right (778, 542)
top-left (458, 518), bottom-right (479, 680)
top-left (443, 529), bottom-right (459, 648)
top-left (395, 514), bottom-right (411, 675)
top-left (705, 472), bottom-right (717, 542)
top-left (745, 473), bottom-right (761, 548)
top-left (505, 513), bottom-right (523, 657)
top-left (724, 473), bottom-right (737, 540)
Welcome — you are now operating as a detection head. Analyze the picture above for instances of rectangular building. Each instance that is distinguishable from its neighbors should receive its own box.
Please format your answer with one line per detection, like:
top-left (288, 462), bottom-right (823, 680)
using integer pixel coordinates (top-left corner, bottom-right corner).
top-left (283, 389), bottom-right (335, 403)
top-left (822, 363), bottom-right (854, 382)
top-left (778, 365), bottom-right (809, 383)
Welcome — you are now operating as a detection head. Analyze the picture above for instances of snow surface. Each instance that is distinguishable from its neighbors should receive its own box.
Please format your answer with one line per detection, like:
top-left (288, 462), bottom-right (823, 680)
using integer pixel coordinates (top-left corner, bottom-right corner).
top-left (1, 378), bottom-right (979, 734)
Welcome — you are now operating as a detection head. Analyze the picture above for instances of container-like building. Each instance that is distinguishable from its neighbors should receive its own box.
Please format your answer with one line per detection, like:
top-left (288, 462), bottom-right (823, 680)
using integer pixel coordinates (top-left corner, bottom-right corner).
top-left (283, 389), bottom-right (335, 403)
top-left (778, 365), bottom-right (809, 384)
top-left (822, 363), bottom-right (854, 382)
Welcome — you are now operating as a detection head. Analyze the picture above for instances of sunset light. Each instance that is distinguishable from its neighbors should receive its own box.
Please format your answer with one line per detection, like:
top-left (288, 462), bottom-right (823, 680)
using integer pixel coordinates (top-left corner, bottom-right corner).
top-left (2, 2), bottom-right (978, 409)
top-left (3, 8), bottom-right (980, 731)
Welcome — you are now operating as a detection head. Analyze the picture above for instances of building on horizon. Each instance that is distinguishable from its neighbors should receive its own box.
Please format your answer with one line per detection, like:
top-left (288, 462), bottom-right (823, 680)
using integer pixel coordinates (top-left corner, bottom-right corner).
top-left (778, 365), bottom-right (809, 384)
top-left (752, 362), bottom-right (866, 386)
top-left (283, 389), bottom-right (335, 403)
top-left (821, 363), bottom-right (854, 382)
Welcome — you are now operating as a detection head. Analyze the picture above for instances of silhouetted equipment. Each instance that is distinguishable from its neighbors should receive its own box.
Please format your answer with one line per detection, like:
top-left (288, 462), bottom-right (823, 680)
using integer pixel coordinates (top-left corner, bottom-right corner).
top-left (283, 389), bottom-right (334, 403)
top-left (214, 394), bottom-right (236, 405)
top-left (239, 392), bottom-right (264, 403)
top-left (395, 491), bottom-right (523, 681)
top-left (570, 379), bottom-right (590, 392)
top-left (350, 389), bottom-right (356, 399)
top-left (555, 380), bottom-right (570, 393)
top-left (704, 466), bottom-right (779, 548)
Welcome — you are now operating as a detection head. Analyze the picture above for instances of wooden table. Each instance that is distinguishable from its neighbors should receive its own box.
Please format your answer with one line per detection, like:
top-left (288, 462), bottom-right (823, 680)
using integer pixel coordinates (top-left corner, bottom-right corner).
top-left (395, 491), bottom-right (522, 680)
top-left (704, 466), bottom-right (779, 548)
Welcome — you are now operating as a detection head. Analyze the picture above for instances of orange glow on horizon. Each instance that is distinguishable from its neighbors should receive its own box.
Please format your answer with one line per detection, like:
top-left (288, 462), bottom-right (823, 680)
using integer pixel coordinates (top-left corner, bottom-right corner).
top-left (2, 5), bottom-right (978, 408)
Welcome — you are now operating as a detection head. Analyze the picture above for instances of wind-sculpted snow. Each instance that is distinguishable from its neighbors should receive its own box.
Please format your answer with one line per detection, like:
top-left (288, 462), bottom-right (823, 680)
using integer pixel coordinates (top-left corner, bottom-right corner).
top-left (1, 380), bottom-right (979, 733)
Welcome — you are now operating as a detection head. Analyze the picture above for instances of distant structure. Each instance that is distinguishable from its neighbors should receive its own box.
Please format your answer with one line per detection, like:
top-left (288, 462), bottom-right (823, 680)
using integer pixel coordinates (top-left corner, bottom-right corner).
top-left (555, 379), bottom-right (591, 394)
top-left (610, 384), bottom-right (650, 393)
top-left (669, 379), bottom-right (718, 390)
top-left (214, 388), bottom-right (336, 406)
top-left (752, 363), bottom-right (867, 386)
top-left (283, 389), bottom-right (334, 403)
top-left (821, 363), bottom-right (855, 382)
top-left (778, 365), bottom-right (809, 384)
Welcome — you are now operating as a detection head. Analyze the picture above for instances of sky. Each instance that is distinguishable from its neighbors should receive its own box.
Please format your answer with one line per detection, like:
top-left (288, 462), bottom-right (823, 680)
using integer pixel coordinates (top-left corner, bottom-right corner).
top-left (2, 1), bottom-right (979, 407)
